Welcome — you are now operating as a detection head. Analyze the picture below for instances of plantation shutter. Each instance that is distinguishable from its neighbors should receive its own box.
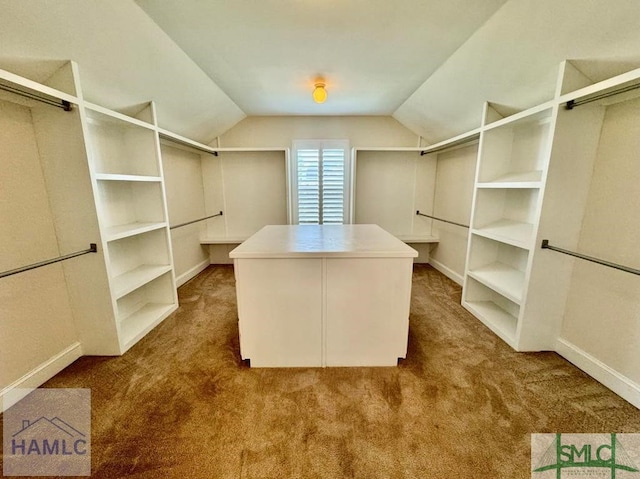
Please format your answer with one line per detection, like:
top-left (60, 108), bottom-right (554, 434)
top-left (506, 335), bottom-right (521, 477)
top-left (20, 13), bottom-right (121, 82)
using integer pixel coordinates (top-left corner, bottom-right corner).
top-left (293, 140), bottom-right (348, 225)
top-left (320, 148), bottom-right (345, 224)
top-left (297, 148), bottom-right (321, 224)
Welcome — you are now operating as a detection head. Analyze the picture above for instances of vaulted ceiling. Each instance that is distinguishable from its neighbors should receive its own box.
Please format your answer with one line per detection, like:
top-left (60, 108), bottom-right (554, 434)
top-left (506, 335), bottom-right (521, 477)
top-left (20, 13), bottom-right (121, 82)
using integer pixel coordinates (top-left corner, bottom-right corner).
top-left (134, 0), bottom-right (507, 116)
top-left (2, 1), bottom-right (639, 144)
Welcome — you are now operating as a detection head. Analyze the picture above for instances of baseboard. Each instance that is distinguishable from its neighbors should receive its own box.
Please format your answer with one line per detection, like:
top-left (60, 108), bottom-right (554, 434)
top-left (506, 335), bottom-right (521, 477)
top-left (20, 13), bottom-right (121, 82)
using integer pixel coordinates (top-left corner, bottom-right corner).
top-left (428, 258), bottom-right (464, 286)
top-left (175, 259), bottom-right (210, 287)
top-left (556, 338), bottom-right (640, 409)
top-left (1, 342), bottom-right (83, 412)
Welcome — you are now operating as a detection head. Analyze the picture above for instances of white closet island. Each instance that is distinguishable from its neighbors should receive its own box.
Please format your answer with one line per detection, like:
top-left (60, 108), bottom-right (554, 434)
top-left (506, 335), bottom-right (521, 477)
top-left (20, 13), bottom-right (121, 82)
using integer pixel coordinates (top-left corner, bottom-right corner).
top-left (230, 224), bottom-right (417, 367)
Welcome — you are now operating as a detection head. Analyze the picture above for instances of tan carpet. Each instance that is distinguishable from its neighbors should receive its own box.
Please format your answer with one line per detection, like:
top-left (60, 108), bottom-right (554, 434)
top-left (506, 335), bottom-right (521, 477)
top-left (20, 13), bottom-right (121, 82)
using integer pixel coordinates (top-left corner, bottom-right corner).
top-left (3, 264), bottom-right (639, 478)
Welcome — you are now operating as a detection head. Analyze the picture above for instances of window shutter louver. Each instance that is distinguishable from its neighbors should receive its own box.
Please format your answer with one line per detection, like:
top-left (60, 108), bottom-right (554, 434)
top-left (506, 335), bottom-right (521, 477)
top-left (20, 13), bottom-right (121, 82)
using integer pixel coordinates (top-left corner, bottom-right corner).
top-left (296, 148), bottom-right (321, 224)
top-left (293, 141), bottom-right (348, 225)
top-left (320, 148), bottom-right (345, 224)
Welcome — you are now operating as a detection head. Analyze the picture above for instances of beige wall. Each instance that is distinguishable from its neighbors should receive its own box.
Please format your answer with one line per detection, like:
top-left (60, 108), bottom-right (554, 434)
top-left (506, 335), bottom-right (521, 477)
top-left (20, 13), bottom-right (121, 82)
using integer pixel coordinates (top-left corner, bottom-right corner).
top-left (161, 143), bottom-right (210, 285)
top-left (0, 100), bottom-right (78, 390)
top-left (220, 116), bottom-right (419, 148)
top-left (428, 144), bottom-right (477, 283)
top-left (560, 97), bottom-right (640, 385)
top-left (220, 116), bottom-right (477, 274)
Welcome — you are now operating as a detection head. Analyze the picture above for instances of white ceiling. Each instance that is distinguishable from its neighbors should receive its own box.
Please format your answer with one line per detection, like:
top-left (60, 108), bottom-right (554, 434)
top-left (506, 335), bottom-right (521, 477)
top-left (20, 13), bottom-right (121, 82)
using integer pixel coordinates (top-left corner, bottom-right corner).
top-left (3, 1), bottom-right (639, 143)
top-left (135, 0), bottom-right (507, 116)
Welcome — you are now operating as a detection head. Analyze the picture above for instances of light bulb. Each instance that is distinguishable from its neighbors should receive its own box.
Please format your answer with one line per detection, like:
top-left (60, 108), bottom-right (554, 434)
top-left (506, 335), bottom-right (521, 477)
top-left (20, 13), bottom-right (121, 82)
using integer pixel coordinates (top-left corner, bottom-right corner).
top-left (312, 82), bottom-right (327, 104)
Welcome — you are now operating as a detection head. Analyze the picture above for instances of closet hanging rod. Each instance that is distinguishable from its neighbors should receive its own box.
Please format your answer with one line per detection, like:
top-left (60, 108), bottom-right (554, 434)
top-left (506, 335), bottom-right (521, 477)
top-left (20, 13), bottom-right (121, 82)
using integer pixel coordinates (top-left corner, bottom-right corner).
top-left (159, 134), bottom-right (218, 156)
top-left (420, 135), bottom-right (479, 156)
top-left (566, 81), bottom-right (640, 110)
top-left (0, 243), bottom-right (97, 280)
top-left (416, 210), bottom-right (469, 229)
top-left (541, 240), bottom-right (640, 276)
top-left (170, 211), bottom-right (223, 230)
top-left (0, 82), bottom-right (72, 111)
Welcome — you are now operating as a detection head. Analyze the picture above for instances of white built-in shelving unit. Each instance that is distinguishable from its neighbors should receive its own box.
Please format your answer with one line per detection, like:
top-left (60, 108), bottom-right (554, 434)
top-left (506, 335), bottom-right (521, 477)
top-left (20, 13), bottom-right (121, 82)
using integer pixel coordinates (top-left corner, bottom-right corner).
top-left (0, 62), bottom-right (179, 356)
top-left (463, 101), bottom-right (556, 350)
top-left (462, 61), bottom-right (640, 352)
top-left (83, 104), bottom-right (178, 353)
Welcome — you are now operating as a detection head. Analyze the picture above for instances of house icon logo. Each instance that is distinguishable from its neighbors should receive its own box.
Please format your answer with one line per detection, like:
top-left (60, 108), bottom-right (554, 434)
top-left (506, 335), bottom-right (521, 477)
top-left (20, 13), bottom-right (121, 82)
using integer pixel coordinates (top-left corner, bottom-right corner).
top-left (3, 388), bottom-right (91, 477)
top-left (11, 417), bottom-right (88, 456)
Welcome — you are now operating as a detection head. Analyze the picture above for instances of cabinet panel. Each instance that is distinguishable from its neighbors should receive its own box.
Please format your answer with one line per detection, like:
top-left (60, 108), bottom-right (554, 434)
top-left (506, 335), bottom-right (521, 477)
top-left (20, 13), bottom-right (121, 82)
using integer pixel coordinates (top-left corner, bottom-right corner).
top-left (234, 258), bottom-right (323, 367)
top-left (325, 258), bottom-right (412, 366)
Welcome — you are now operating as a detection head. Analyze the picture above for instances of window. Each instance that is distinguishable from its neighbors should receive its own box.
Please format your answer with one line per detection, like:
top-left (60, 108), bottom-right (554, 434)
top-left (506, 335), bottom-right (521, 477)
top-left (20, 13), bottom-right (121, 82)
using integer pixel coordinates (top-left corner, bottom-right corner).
top-left (292, 140), bottom-right (350, 225)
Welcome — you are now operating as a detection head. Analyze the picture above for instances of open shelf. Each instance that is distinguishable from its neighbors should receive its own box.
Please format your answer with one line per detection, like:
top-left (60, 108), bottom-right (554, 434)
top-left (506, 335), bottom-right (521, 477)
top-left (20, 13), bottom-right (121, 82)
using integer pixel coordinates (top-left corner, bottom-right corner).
top-left (97, 180), bottom-right (166, 230)
top-left (463, 277), bottom-right (519, 346)
top-left (478, 107), bottom-right (552, 184)
top-left (118, 302), bottom-right (176, 352)
top-left (394, 235), bottom-right (440, 244)
top-left (472, 220), bottom-right (534, 249)
top-left (467, 263), bottom-right (525, 304)
top-left (467, 234), bottom-right (529, 303)
top-left (463, 300), bottom-right (518, 346)
top-left (472, 187), bottom-right (539, 249)
top-left (105, 221), bottom-right (166, 241)
top-left (200, 236), bottom-right (247, 245)
top-left (95, 173), bottom-right (162, 182)
top-left (112, 264), bottom-right (172, 299)
top-left (477, 170), bottom-right (543, 188)
top-left (116, 272), bottom-right (175, 350)
top-left (85, 110), bottom-right (159, 177)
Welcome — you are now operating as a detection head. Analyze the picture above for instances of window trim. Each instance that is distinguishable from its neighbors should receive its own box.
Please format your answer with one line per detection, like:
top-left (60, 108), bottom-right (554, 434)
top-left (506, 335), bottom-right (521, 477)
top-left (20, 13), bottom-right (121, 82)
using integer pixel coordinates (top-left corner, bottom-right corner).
top-left (290, 139), bottom-right (351, 225)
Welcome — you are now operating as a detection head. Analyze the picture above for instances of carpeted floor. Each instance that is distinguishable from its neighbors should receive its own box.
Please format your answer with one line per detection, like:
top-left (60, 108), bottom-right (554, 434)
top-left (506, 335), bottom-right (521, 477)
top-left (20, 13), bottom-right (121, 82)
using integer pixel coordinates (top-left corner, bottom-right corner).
top-left (3, 264), bottom-right (639, 478)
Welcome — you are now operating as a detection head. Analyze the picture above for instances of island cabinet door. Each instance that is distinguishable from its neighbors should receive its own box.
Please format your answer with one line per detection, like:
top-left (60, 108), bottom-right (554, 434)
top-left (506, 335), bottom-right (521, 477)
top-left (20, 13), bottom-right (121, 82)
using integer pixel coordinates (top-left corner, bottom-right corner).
top-left (234, 258), bottom-right (323, 367)
top-left (324, 257), bottom-right (413, 367)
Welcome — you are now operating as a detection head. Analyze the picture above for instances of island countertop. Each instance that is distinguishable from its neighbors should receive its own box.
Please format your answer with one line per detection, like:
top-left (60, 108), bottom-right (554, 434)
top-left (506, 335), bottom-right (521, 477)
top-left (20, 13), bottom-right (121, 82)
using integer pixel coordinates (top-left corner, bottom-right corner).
top-left (229, 224), bottom-right (418, 259)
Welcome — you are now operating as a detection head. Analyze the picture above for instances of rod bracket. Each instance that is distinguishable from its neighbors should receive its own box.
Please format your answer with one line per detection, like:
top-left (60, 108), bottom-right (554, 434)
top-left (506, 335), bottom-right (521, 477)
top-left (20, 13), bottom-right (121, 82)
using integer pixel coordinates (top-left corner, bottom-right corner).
top-left (62, 100), bottom-right (73, 112)
top-left (90, 243), bottom-right (98, 253)
top-left (541, 239), bottom-right (549, 249)
top-left (420, 151), bottom-right (427, 156)
top-left (565, 100), bottom-right (575, 110)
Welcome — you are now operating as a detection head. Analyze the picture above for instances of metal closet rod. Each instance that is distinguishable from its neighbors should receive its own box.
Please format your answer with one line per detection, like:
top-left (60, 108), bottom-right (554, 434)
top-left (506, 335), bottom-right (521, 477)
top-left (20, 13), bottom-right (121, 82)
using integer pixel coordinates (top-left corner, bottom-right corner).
top-left (170, 211), bottom-right (223, 230)
top-left (566, 81), bottom-right (640, 110)
top-left (420, 135), bottom-right (479, 156)
top-left (541, 240), bottom-right (640, 276)
top-left (0, 243), bottom-right (97, 279)
top-left (0, 82), bottom-right (72, 111)
top-left (416, 210), bottom-right (469, 229)
top-left (160, 134), bottom-right (218, 156)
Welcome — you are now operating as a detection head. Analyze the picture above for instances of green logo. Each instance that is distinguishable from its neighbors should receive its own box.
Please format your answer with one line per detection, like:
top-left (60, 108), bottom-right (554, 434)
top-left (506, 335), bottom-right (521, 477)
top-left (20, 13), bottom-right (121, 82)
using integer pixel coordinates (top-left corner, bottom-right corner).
top-left (533, 433), bottom-right (639, 478)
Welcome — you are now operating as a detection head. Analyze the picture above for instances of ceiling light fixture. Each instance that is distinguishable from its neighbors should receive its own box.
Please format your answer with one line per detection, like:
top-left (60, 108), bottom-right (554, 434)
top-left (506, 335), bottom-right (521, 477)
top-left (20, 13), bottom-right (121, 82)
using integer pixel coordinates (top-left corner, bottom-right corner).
top-left (312, 81), bottom-right (327, 104)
